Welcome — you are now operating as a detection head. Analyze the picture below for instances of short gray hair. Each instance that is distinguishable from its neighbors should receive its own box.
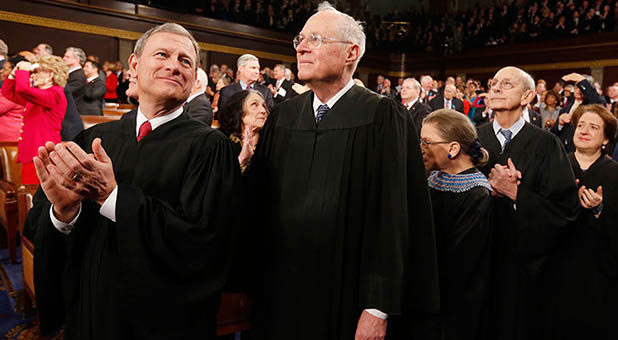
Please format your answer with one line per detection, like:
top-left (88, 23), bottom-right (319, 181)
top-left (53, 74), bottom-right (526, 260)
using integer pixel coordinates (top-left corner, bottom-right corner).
top-left (420, 75), bottom-right (433, 85)
top-left (66, 47), bottom-right (86, 66)
top-left (196, 67), bottom-right (208, 91)
top-left (237, 54), bottom-right (259, 69)
top-left (519, 69), bottom-right (535, 92)
top-left (404, 77), bottom-right (421, 91)
top-left (133, 23), bottom-right (200, 69)
top-left (38, 43), bottom-right (53, 55)
top-left (313, 2), bottom-right (366, 67)
top-left (0, 39), bottom-right (8, 56)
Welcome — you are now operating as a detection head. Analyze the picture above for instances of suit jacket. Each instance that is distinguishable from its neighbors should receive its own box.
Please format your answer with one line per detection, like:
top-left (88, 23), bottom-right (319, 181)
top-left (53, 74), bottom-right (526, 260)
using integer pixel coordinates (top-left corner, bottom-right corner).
top-left (429, 96), bottom-right (465, 113)
top-left (61, 88), bottom-right (84, 141)
top-left (273, 79), bottom-right (298, 105)
top-left (217, 82), bottom-right (274, 113)
top-left (527, 109), bottom-right (543, 128)
top-left (184, 93), bottom-right (213, 126)
top-left (66, 69), bottom-right (88, 115)
top-left (551, 79), bottom-right (605, 153)
top-left (80, 77), bottom-right (106, 116)
top-left (406, 100), bottom-right (431, 136)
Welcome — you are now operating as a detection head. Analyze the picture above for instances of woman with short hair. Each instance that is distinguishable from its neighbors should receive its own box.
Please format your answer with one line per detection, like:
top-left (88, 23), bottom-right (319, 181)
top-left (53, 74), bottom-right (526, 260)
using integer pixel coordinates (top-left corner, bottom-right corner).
top-left (1, 55), bottom-right (68, 184)
top-left (421, 109), bottom-right (492, 340)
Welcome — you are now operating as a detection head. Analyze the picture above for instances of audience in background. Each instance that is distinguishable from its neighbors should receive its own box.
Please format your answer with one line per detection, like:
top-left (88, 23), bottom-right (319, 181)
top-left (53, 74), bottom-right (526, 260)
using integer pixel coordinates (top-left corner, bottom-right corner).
top-left (0, 55), bottom-right (26, 141)
top-left (102, 61), bottom-right (118, 103)
top-left (81, 59), bottom-right (106, 116)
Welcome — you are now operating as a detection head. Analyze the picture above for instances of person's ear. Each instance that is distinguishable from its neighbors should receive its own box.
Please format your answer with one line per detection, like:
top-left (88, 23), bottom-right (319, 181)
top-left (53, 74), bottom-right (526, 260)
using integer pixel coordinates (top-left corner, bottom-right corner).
top-left (521, 89), bottom-right (535, 106)
top-left (345, 44), bottom-right (360, 66)
top-left (448, 142), bottom-right (461, 159)
top-left (128, 54), bottom-right (138, 75)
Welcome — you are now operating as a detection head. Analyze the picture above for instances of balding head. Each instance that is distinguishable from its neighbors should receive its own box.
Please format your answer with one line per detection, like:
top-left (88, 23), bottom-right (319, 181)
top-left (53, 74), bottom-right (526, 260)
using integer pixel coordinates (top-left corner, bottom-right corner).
top-left (489, 66), bottom-right (536, 115)
top-left (401, 78), bottom-right (421, 102)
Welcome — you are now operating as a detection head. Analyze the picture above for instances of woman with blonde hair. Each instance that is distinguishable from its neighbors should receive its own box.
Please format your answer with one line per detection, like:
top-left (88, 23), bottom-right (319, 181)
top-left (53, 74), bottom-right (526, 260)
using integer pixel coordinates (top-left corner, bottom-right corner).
top-left (420, 108), bottom-right (492, 340)
top-left (1, 55), bottom-right (68, 184)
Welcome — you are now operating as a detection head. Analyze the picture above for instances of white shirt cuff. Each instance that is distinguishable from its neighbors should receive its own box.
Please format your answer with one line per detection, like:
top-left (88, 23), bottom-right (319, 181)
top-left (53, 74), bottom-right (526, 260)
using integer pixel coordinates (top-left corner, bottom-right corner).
top-left (99, 186), bottom-right (118, 222)
top-left (364, 308), bottom-right (388, 319)
top-left (49, 203), bottom-right (82, 235)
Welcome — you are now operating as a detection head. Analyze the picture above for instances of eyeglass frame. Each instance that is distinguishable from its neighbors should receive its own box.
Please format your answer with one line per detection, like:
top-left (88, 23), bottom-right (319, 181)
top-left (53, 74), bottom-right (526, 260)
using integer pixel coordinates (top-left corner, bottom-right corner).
top-left (488, 78), bottom-right (518, 91)
top-left (292, 33), bottom-right (353, 50)
top-left (420, 138), bottom-right (451, 147)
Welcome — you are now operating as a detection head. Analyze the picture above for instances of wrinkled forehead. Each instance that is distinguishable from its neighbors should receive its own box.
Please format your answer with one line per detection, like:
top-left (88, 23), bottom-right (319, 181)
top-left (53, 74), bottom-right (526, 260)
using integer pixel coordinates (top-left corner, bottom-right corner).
top-left (144, 32), bottom-right (197, 61)
top-left (302, 11), bottom-right (338, 37)
top-left (493, 68), bottom-right (522, 83)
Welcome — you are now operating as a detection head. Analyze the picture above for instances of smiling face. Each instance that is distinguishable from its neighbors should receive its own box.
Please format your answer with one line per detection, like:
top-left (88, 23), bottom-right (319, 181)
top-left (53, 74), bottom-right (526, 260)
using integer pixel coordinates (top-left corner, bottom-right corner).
top-left (130, 32), bottom-right (197, 107)
top-left (62, 50), bottom-right (80, 69)
top-left (296, 11), bottom-right (351, 85)
top-left (241, 92), bottom-right (268, 131)
top-left (574, 111), bottom-right (608, 153)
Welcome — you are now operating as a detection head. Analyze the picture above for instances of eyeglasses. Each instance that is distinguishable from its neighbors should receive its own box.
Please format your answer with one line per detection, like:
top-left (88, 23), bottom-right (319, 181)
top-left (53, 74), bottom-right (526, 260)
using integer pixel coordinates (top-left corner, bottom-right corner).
top-left (292, 33), bottom-right (353, 50)
top-left (420, 138), bottom-right (450, 147)
top-left (488, 79), bottom-right (517, 90)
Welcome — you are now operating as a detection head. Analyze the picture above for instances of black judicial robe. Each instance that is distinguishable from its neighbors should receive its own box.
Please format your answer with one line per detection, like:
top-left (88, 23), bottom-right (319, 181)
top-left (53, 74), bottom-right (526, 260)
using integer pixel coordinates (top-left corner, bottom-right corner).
top-left (477, 122), bottom-right (579, 340)
top-left (25, 110), bottom-right (239, 339)
top-left (428, 169), bottom-right (493, 340)
top-left (538, 154), bottom-right (618, 339)
top-left (247, 85), bottom-right (439, 339)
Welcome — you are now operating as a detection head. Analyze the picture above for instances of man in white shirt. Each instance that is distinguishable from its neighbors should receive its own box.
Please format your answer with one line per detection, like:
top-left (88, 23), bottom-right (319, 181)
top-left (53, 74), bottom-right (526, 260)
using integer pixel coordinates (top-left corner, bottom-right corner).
top-left (247, 3), bottom-right (438, 340)
top-left (63, 47), bottom-right (88, 115)
top-left (28, 23), bottom-right (238, 340)
top-left (401, 77), bottom-right (431, 135)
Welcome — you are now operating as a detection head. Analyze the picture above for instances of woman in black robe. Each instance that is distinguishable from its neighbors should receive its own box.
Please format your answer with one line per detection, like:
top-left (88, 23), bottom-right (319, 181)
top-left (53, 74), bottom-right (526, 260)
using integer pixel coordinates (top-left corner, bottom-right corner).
top-left (540, 104), bottom-right (618, 339)
top-left (421, 109), bottom-right (493, 340)
top-left (217, 89), bottom-right (269, 173)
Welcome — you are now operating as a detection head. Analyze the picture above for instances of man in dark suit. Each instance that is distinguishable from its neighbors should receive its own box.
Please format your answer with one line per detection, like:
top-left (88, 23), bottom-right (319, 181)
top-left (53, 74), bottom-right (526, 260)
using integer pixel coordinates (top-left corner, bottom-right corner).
top-left (401, 78), bottom-right (431, 135)
top-left (524, 107), bottom-right (543, 128)
top-left (217, 54), bottom-right (274, 112)
top-left (271, 63), bottom-right (298, 105)
top-left (80, 60), bottom-right (106, 116)
top-left (184, 67), bottom-right (213, 126)
top-left (429, 84), bottom-right (465, 113)
top-left (63, 47), bottom-right (88, 115)
top-left (551, 73), bottom-right (605, 153)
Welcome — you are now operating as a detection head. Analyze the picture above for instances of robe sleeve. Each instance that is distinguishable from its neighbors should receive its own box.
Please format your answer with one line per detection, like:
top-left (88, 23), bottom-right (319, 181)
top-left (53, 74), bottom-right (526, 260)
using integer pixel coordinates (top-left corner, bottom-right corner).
top-left (514, 134), bottom-right (579, 268)
top-left (113, 133), bottom-right (239, 296)
top-left (359, 98), bottom-right (439, 315)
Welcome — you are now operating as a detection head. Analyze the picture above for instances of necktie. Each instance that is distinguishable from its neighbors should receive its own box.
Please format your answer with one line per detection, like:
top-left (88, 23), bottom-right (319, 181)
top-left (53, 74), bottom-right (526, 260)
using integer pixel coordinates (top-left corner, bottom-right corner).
top-left (316, 104), bottom-right (329, 124)
top-left (137, 121), bottom-right (152, 142)
top-left (499, 128), bottom-right (512, 153)
top-left (445, 100), bottom-right (451, 109)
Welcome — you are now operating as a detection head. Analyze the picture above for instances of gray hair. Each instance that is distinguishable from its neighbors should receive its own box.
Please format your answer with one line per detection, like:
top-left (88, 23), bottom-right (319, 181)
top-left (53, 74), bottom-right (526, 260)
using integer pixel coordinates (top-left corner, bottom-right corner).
top-left (313, 2), bottom-right (366, 67)
top-left (133, 23), bottom-right (200, 69)
top-left (66, 47), bottom-right (86, 65)
top-left (403, 77), bottom-right (421, 91)
top-left (420, 75), bottom-right (433, 85)
top-left (196, 67), bottom-right (208, 91)
top-left (519, 69), bottom-right (535, 92)
top-left (38, 43), bottom-right (53, 55)
top-left (274, 63), bottom-right (286, 71)
top-left (0, 39), bottom-right (7, 57)
top-left (237, 54), bottom-right (259, 69)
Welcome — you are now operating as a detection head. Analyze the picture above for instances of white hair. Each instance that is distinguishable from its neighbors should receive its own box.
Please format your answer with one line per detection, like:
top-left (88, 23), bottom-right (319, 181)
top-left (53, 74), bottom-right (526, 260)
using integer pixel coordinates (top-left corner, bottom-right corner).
top-left (420, 75), bottom-right (433, 85)
top-left (196, 67), bottom-right (208, 91)
top-left (403, 77), bottom-right (421, 91)
top-left (312, 2), bottom-right (366, 68)
top-left (237, 54), bottom-right (259, 69)
top-left (519, 69), bottom-right (535, 92)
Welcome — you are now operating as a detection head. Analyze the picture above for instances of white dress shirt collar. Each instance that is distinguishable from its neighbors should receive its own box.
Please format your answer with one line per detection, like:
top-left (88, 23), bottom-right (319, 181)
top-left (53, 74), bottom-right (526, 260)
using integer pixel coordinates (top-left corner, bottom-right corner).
top-left (312, 78), bottom-right (355, 117)
top-left (185, 92), bottom-right (202, 104)
top-left (86, 75), bottom-right (99, 83)
top-left (135, 106), bottom-right (184, 137)
top-left (69, 66), bottom-right (82, 74)
top-left (492, 116), bottom-right (526, 148)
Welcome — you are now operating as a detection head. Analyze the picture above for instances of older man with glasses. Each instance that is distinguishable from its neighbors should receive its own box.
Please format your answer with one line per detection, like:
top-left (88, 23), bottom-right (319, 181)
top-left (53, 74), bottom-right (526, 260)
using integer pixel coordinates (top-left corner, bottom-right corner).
top-left (245, 2), bottom-right (439, 340)
top-left (477, 66), bottom-right (579, 340)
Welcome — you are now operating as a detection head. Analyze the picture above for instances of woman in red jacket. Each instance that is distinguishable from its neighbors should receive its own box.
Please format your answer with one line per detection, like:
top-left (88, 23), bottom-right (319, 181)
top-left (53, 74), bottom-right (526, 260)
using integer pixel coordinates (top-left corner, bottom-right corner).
top-left (103, 61), bottom-right (118, 103)
top-left (0, 56), bottom-right (26, 141)
top-left (1, 55), bottom-right (68, 184)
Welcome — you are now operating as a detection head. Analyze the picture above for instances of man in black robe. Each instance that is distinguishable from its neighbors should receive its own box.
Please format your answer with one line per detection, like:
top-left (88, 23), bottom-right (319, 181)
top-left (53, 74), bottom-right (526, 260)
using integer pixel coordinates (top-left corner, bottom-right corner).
top-left (26, 23), bottom-right (238, 340)
top-left (477, 66), bottom-right (579, 340)
top-left (247, 3), bottom-right (439, 340)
